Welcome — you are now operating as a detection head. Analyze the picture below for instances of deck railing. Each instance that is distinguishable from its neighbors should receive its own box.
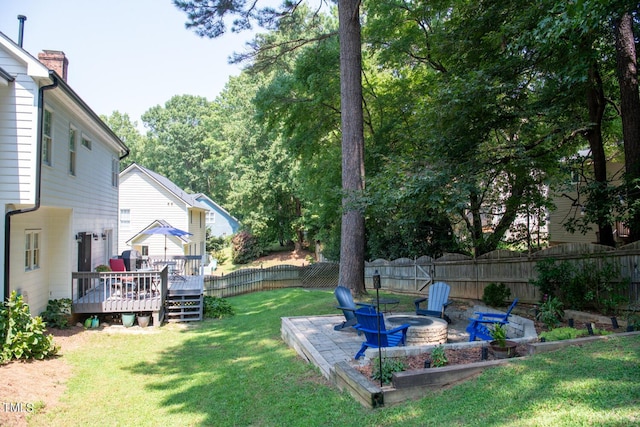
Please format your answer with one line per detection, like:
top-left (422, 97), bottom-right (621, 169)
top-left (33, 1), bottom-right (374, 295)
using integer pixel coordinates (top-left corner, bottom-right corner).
top-left (71, 267), bottom-right (168, 313)
top-left (145, 255), bottom-right (203, 276)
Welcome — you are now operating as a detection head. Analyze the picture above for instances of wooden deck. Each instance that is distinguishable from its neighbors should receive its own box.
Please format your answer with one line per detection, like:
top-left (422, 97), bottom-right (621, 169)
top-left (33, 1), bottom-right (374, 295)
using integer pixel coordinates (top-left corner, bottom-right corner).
top-left (71, 267), bottom-right (205, 325)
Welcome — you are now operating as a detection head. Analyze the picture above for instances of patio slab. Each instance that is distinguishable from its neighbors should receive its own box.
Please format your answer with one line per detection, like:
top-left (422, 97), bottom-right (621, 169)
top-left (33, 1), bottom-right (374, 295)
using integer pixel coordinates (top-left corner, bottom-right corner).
top-left (281, 308), bottom-right (537, 380)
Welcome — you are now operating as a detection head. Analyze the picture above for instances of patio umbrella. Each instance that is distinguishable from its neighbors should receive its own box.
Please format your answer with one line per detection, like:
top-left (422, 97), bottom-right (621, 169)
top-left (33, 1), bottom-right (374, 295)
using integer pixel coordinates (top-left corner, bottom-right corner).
top-left (141, 225), bottom-right (192, 260)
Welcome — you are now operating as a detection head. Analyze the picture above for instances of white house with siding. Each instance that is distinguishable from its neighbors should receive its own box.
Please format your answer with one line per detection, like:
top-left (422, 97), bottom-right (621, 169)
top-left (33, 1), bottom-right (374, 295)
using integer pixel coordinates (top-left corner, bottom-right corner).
top-left (118, 163), bottom-right (208, 263)
top-left (0, 31), bottom-right (129, 315)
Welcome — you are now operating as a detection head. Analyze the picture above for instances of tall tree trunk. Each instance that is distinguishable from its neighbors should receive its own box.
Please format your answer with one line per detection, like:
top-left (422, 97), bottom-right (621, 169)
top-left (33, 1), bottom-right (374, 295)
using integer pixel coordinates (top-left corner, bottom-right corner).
top-left (614, 12), bottom-right (640, 242)
top-left (585, 62), bottom-right (615, 247)
top-left (338, 0), bottom-right (366, 295)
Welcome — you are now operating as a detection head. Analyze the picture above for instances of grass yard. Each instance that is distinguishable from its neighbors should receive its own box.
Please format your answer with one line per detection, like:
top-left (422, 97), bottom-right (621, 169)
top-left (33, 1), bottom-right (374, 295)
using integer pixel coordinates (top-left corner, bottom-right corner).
top-left (30, 289), bottom-right (640, 426)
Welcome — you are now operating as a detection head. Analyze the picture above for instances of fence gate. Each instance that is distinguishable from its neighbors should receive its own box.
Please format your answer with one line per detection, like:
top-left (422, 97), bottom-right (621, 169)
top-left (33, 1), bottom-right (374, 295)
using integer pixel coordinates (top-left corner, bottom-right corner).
top-left (415, 262), bottom-right (433, 291)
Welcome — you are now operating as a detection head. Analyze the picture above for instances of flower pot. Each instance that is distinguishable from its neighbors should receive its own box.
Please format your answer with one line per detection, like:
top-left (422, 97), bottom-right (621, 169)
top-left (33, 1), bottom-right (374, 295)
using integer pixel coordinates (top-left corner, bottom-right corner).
top-left (489, 340), bottom-right (517, 359)
top-left (122, 313), bottom-right (135, 328)
top-left (137, 314), bottom-right (151, 328)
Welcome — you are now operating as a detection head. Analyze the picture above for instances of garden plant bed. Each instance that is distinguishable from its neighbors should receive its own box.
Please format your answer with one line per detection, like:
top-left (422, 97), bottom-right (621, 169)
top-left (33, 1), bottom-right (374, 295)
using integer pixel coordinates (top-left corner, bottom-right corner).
top-left (335, 306), bottom-right (635, 408)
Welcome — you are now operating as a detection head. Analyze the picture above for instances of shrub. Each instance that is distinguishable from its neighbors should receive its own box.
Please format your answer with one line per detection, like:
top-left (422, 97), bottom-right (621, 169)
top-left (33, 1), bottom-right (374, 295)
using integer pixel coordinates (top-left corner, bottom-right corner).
top-left (0, 291), bottom-right (59, 364)
top-left (531, 258), bottom-right (628, 313)
top-left (536, 296), bottom-right (564, 330)
top-left (530, 258), bottom-right (575, 299)
top-left (482, 283), bottom-right (511, 307)
top-left (40, 298), bottom-right (72, 329)
top-left (539, 327), bottom-right (587, 341)
top-left (430, 345), bottom-right (448, 367)
top-left (231, 231), bottom-right (261, 264)
top-left (539, 326), bottom-right (610, 341)
top-left (371, 356), bottom-right (405, 384)
top-left (203, 296), bottom-right (235, 319)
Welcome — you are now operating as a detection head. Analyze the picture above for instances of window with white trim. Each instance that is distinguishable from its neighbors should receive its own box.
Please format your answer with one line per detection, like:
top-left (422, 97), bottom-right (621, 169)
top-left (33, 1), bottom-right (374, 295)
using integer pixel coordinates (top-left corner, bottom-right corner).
top-left (120, 209), bottom-right (130, 230)
top-left (112, 158), bottom-right (119, 187)
top-left (42, 109), bottom-right (53, 166)
top-left (69, 125), bottom-right (77, 176)
top-left (25, 231), bottom-right (41, 271)
top-left (81, 133), bottom-right (91, 150)
top-left (207, 210), bottom-right (215, 224)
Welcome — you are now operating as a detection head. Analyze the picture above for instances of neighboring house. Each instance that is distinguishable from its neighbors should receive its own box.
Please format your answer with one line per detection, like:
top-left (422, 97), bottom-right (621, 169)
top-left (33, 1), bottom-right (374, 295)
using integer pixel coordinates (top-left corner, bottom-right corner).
top-left (193, 193), bottom-right (239, 238)
top-left (0, 32), bottom-right (129, 315)
top-left (548, 149), bottom-right (628, 246)
top-left (118, 163), bottom-right (207, 262)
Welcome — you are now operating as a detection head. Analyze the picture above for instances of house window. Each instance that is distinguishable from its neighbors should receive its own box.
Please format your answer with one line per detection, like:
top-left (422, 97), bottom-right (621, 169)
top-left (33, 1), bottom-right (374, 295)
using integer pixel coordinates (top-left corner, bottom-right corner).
top-left (42, 109), bottom-right (52, 166)
top-left (112, 158), bottom-right (119, 187)
top-left (81, 133), bottom-right (91, 150)
top-left (69, 125), bottom-right (77, 176)
top-left (120, 209), bottom-right (130, 230)
top-left (141, 246), bottom-right (149, 256)
top-left (207, 210), bottom-right (215, 224)
top-left (570, 170), bottom-right (581, 185)
top-left (25, 231), bottom-right (41, 271)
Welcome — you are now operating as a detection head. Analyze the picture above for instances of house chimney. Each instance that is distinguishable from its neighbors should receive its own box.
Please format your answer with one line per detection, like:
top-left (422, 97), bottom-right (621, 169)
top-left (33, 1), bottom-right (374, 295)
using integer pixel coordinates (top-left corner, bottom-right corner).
top-left (17, 15), bottom-right (27, 47)
top-left (38, 50), bottom-right (69, 81)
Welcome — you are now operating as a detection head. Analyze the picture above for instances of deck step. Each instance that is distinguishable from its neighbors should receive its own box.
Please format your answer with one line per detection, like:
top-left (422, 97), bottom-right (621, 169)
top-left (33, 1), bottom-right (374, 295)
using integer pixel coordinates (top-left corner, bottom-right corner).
top-left (165, 293), bottom-right (203, 322)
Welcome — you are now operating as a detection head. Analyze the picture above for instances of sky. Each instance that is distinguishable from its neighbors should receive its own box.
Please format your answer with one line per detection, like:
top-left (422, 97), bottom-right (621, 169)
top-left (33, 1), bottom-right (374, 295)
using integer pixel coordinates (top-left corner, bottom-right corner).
top-left (0, 0), bottom-right (255, 128)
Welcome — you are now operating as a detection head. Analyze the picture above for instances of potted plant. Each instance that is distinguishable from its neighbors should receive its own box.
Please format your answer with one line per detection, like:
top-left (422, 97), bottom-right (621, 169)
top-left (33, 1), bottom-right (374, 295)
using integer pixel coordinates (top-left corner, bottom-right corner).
top-left (95, 264), bottom-right (111, 272)
top-left (489, 323), bottom-right (517, 358)
top-left (121, 313), bottom-right (136, 327)
top-left (137, 312), bottom-right (151, 328)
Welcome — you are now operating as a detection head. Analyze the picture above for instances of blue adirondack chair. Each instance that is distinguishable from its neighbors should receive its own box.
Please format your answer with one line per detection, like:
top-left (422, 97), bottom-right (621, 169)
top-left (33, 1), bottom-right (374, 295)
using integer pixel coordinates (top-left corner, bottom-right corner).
top-left (466, 298), bottom-right (519, 341)
top-left (353, 306), bottom-right (410, 359)
top-left (414, 281), bottom-right (452, 322)
top-left (333, 285), bottom-right (375, 331)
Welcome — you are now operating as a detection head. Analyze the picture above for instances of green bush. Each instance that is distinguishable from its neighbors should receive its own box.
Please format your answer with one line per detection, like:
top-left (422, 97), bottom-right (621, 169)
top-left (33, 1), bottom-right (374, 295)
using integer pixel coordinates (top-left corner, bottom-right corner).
top-left (0, 291), bottom-right (59, 364)
top-left (40, 298), bottom-right (72, 329)
top-left (482, 283), bottom-right (511, 307)
top-left (430, 345), bottom-right (448, 367)
top-left (539, 327), bottom-right (587, 341)
top-left (539, 326), bottom-right (611, 342)
top-left (371, 357), bottom-right (405, 384)
top-left (536, 297), bottom-right (564, 330)
top-left (203, 296), bottom-right (235, 319)
top-left (531, 258), bottom-right (628, 313)
top-left (231, 231), bottom-right (262, 264)
top-left (530, 258), bottom-right (575, 300)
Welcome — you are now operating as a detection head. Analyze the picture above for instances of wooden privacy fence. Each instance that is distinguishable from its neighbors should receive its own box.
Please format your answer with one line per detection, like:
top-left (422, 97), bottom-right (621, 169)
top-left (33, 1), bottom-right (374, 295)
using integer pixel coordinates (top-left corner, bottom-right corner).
top-left (203, 242), bottom-right (640, 305)
top-left (365, 242), bottom-right (640, 304)
top-left (204, 262), bottom-right (339, 298)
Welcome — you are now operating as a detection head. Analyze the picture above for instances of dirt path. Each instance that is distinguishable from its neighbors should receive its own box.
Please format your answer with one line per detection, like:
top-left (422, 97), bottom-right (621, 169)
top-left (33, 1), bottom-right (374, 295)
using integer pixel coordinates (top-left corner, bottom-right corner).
top-left (0, 326), bottom-right (89, 427)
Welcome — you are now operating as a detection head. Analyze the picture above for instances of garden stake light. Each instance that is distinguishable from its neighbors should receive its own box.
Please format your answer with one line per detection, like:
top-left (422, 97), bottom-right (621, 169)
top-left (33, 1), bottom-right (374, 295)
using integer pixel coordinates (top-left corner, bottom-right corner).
top-left (611, 317), bottom-right (619, 329)
top-left (373, 270), bottom-right (382, 388)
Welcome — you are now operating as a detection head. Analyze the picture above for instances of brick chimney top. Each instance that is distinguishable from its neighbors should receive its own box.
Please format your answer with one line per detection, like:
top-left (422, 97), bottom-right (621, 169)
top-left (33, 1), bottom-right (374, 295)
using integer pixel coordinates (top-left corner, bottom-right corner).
top-left (38, 50), bottom-right (68, 81)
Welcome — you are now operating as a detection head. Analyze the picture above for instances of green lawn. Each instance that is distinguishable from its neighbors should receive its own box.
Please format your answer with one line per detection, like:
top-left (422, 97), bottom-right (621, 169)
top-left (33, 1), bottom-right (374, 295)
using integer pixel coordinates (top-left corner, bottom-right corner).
top-left (32, 289), bottom-right (640, 426)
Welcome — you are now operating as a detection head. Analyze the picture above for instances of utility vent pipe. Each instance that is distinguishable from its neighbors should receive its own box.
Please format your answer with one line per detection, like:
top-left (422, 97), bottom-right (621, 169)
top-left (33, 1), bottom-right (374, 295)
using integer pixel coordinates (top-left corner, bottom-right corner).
top-left (17, 15), bottom-right (27, 47)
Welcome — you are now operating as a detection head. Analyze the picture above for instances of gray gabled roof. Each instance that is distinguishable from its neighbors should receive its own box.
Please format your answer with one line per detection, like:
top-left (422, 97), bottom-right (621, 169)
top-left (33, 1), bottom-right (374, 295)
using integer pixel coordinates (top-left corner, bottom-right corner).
top-left (121, 163), bottom-right (203, 208)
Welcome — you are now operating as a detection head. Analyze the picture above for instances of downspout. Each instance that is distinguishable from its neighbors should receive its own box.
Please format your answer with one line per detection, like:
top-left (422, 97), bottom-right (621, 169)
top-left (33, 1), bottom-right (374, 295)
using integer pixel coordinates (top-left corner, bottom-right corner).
top-left (3, 71), bottom-right (58, 300)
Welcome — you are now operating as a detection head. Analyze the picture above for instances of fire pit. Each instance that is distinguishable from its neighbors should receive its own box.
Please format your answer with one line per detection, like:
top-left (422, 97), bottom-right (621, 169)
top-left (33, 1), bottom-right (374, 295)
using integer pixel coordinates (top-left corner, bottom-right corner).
top-left (385, 315), bottom-right (448, 346)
